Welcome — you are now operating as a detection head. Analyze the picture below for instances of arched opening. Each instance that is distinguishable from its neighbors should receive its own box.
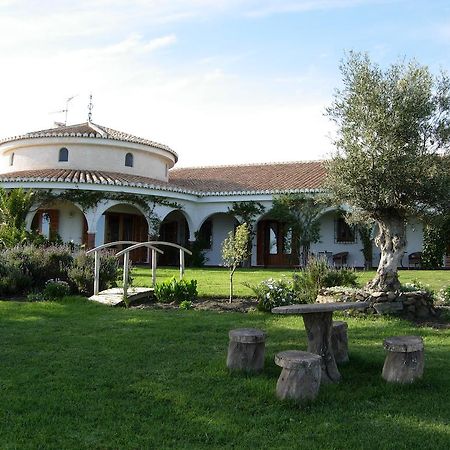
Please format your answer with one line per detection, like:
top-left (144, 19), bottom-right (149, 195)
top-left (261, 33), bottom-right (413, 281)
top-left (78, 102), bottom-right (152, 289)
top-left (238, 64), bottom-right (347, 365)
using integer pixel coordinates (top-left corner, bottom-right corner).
top-left (59, 147), bottom-right (69, 162)
top-left (102, 203), bottom-right (149, 263)
top-left (159, 210), bottom-right (190, 266)
top-left (31, 201), bottom-right (88, 246)
top-left (195, 213), bottom-right (239, 266)
top-left (125, 152), bottom-right (134, 167)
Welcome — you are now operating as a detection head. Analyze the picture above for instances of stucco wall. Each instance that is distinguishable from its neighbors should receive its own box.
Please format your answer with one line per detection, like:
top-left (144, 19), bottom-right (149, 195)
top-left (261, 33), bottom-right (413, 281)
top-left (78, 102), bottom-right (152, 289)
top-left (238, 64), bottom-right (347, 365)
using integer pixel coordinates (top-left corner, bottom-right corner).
top-left (58, 206), bottom-right (85, 244)
top-left (310, 211), bottom-right (364, 267)
top-left (1, 139), bottom-right (174, 180)
top-left (203, 213), bottom-right (237, 266)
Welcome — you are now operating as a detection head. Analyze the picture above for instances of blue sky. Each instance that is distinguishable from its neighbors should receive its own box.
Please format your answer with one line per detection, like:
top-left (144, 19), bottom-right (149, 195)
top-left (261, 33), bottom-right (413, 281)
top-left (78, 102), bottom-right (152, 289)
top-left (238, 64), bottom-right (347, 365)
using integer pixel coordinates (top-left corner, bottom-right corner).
top-left (1, 0), bottom-right (450, 166)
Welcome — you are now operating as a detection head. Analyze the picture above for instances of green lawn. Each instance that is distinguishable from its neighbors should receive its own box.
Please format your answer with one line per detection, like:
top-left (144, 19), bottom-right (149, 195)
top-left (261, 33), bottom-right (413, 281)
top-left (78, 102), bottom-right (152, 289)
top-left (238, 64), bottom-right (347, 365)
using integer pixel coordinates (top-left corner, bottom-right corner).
top-left (131, 266), bottom-right (450, 297)
top-left (0, 298), bottom-right (449, 449)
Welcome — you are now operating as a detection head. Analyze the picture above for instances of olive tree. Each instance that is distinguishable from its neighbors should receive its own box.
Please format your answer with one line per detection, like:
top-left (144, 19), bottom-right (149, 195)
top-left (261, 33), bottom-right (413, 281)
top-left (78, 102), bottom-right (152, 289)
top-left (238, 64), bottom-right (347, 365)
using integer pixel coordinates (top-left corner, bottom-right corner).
top-left (222, 223), bottom-right (250, 303)
top-left (326, 52), bottom-right (450, 291)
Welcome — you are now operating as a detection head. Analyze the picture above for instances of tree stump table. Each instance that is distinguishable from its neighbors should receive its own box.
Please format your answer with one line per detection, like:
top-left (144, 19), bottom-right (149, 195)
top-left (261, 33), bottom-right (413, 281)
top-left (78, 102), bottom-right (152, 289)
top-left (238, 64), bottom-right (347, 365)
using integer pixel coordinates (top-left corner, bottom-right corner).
top-left (382, 335), bottom-right (424, 383)
top-left (274, 350), bottom-right (322, 403)
top-left (332, 321), bottom-right (349, 364)
top-left (226, 328), bottom-right (266, 373)
top-left (272, 302), bottom-right (368, 383)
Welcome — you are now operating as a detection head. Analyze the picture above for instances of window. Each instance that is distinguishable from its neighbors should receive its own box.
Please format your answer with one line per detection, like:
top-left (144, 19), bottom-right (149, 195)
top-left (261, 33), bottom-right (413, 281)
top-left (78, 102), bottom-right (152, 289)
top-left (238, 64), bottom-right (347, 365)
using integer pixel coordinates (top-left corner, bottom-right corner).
top-left (269, 223), bottom-right (278, 254)
top-left (335, 217), bottom-right (355, 243)
top-left (58, 147), bottom-right (69, 162)
top-left (125, 152), bottom-right (134, 167)
top-left (9, 153), bottom-right (14, 166)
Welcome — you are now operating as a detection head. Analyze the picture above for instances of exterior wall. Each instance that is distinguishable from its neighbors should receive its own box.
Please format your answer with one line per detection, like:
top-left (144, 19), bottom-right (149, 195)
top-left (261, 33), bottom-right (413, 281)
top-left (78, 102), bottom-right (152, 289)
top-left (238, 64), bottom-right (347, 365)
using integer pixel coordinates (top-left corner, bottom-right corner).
top-left (203, 213), bottom-right (237, 266)
top-left (4, 179), bottom-right (427, 269)
top-left (0, 138), bottom-right (175, 180)
top-left (58, 206), bottom-right (85, 245)
top-left (310, 211), bottom-right (364, 267)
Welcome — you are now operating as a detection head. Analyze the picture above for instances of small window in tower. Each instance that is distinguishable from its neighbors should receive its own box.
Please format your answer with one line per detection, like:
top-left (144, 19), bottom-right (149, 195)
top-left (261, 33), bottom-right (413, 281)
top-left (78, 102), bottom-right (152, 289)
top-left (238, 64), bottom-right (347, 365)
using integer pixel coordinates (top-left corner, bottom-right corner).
top-left (59, 147), bottom-right (69, 162)
top-left (9, 153), bottom-right (14, 166)
top-left (125, 152), bottom-right (134, 167)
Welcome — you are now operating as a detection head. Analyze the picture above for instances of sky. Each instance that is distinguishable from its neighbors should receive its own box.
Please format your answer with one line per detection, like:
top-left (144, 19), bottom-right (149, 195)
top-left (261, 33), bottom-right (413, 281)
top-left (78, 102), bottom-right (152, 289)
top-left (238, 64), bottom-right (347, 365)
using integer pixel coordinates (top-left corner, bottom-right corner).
top-left (1, 0), bottom-right (450, 167)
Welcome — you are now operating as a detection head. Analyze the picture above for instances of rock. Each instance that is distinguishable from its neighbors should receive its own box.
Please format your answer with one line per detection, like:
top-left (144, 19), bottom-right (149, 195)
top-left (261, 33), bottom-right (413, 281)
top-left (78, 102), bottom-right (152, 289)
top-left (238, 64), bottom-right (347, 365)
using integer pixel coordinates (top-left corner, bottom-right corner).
top-left (316, 295), bottom-right (333, 304)
top-left (371, 291), bottom-right (386, 298)
top-left (416, 305), bottom-right (431, 319)
top-left (403, 298), bottom-right (416, 306)
top-left (373, 302), bottom-right (403, 315)
top-left (387, 291), bottom-right (397, 301)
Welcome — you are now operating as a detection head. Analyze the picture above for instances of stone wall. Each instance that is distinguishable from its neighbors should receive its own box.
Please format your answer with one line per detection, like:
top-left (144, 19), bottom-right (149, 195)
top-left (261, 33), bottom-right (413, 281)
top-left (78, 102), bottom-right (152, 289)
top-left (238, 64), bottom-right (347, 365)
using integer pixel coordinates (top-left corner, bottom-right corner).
top-left (317, 287), bottom-right (437, 320)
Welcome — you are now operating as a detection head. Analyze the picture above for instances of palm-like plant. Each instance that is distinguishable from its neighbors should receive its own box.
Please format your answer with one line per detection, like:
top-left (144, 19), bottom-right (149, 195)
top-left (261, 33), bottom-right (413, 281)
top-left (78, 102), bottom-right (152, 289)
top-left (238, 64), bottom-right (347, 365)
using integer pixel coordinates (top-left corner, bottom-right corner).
top-left (0, 188), bottom-right (35, 247)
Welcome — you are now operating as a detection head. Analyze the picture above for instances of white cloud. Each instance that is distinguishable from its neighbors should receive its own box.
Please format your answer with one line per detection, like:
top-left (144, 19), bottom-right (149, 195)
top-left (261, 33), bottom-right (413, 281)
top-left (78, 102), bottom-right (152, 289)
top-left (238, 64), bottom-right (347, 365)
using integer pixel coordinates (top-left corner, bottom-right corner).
top-left (0, 0), bottom-right (337, 165)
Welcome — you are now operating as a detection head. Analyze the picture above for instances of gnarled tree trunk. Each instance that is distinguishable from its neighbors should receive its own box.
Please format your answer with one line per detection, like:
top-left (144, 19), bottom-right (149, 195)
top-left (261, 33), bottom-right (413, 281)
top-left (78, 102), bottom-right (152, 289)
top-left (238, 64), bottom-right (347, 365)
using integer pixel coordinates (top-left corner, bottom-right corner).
top-left (367, 216), bottom-right (406, 291)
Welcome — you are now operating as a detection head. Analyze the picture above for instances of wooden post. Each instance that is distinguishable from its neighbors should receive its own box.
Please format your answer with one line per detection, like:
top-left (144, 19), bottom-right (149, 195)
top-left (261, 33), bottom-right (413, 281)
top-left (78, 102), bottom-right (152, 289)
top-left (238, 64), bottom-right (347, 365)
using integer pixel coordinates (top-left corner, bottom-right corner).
top-left (179, 248), bottom-right (185, 280)
top-left (94, 250), bottom-right (100, 295)
top-left (123, 251), bottom-right (130, 300)
top-left (152, 248), bottom-right (157, 286)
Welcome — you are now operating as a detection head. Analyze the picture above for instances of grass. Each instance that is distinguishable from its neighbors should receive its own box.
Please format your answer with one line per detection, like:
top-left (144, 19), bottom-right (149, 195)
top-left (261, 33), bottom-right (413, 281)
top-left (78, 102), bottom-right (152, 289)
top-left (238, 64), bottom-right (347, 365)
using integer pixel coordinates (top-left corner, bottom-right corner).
top-left (0, 298), bottom-right (449, 449)
top-left (131, 266), bottom-right (450, 297)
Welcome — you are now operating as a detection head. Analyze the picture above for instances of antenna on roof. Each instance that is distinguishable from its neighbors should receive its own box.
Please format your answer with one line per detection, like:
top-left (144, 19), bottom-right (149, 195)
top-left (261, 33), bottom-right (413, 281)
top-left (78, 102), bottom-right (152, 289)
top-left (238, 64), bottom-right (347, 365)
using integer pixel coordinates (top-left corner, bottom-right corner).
top-left (49, 95), bottom-right (77, 126)
top-left (87, 93), bottom-right (94, 122)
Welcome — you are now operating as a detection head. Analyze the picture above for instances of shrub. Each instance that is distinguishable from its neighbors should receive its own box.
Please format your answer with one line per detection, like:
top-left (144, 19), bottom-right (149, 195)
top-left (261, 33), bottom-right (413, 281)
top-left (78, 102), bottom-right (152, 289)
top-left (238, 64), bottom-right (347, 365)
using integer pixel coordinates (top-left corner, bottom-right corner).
top-left (400, 280), bottom-right (436, 302)
top-left (322, 268), bottom-right (358, 288)
top-left (179, 300), bottom-right (193, 310)
top-left (247, 258), bottom-right (360, 312)
top-left (26, 291), bottom-right (45, 302)
top-left (43, 279), bottom-right (70, 300)
top-left (292, 258), bottom-right (359, 304)
top-left (246, 278), bottom-right (297, 312)
top-left (0, 245), bottom-right (73, 296)
top-left (67, 251), bottom-right (119, 296)
top-left (437, 285), bottom-right (450, 305)
top-left (154, 278), bottom-right (198, 304)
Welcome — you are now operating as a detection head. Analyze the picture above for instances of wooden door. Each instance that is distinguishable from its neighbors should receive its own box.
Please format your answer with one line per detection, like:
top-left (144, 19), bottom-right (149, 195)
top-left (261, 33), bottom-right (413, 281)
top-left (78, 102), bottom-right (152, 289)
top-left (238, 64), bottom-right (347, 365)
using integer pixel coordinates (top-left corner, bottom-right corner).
top-left (257, 220), bottom-right (296, 267)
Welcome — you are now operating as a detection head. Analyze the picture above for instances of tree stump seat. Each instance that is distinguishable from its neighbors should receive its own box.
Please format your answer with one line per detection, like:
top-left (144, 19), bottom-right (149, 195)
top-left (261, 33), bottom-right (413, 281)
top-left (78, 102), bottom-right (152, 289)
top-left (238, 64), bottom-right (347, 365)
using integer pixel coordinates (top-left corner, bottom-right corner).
top-left (226, 328), bottom-right (266, 373)
top-left (382, 335), bottom-right (424, 383)
top-left (274, 350), bottom-right (322, 403)
top-left (331, 320), bottom-right (349, 364)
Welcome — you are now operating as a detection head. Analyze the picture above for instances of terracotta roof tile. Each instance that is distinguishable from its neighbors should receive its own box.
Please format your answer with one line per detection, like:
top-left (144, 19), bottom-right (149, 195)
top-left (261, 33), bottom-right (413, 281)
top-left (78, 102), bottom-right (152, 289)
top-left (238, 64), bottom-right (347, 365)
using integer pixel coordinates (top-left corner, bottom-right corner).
top-left (0, 122), bottom-right (177, 160)
top-left (0, 161), bottom-right (327, 195)
top-left (169, 161), bottom-right (326, 193)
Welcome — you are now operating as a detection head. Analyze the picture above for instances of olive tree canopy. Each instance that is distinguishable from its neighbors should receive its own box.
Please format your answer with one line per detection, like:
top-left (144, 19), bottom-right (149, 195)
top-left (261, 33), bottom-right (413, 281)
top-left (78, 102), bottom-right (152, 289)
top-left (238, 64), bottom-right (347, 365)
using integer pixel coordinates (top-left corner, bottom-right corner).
top-left (326, 52), bottom-right (450, 291)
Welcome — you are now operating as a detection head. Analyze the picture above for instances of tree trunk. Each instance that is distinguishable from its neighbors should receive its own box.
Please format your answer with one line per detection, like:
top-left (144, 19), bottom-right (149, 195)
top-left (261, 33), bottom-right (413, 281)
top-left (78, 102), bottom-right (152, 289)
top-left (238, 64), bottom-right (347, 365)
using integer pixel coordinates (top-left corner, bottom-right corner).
top-left (300, 242), bottom-right (311, 267)
top-left (229, 268), bottom-right (235, 303)
top-left (367, 216), bottom-right (406, 291)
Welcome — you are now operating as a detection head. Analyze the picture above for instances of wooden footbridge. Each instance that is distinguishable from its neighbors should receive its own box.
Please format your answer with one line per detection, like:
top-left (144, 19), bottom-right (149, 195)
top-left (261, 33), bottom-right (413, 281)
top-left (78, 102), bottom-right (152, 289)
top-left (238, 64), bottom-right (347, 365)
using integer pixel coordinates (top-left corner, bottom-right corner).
top-left (86, 241), bottom-right (192, 306)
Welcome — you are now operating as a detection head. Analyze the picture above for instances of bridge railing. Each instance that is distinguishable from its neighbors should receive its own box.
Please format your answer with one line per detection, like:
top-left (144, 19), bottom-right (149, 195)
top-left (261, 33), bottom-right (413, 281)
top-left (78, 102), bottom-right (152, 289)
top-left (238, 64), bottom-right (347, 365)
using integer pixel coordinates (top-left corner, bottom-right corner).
top-left (87, 241), bottom-right (192, 298)
top-left (87, 241), bottom-right (164, 296)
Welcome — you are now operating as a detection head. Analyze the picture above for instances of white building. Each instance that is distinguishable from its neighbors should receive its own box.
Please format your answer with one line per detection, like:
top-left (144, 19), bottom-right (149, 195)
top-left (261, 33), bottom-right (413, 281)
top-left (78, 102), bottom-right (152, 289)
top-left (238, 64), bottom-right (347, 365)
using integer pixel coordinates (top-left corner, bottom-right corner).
top-left (0, 121), bottom-right (434, 268)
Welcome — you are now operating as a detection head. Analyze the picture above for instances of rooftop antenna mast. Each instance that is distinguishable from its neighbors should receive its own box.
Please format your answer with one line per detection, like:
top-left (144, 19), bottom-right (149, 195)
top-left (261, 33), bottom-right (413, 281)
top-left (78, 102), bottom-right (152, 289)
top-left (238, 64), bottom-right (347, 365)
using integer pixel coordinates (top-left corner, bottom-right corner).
top-left (50, 95), bottom-right (77, 126)
top-left (87, 94), bottom-right (94, 122)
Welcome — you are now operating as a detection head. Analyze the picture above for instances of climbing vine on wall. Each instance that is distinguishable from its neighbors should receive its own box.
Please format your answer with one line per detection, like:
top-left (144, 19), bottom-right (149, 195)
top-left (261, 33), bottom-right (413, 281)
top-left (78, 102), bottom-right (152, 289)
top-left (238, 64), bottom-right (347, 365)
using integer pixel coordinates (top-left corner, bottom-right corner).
top-left (33, 189), bottom-right (182, 237)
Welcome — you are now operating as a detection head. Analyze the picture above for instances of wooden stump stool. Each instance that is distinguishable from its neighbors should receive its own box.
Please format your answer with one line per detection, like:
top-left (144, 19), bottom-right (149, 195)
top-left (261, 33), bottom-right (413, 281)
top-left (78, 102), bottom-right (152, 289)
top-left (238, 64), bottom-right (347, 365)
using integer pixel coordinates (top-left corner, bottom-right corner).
top-left (331, 321), bottom-right (349, 364)
top-left (382, 336), bottom-right (424, 383)
top-left (274, 350), bottom-right (322, 403)
top-left (227, 328), bottom-right (266, 373)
